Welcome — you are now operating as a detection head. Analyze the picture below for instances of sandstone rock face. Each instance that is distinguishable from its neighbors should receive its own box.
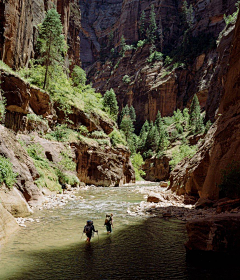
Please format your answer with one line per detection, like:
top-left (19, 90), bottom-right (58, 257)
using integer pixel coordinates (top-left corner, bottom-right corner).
top-left (81, 0), bottom-right (236, 130)
top-left (0, 203), bottom-right (19, 244)
top-left (0, 185), bottom-right (32, 217)
top-left (0, 0), bottom-right (81, 69)
top-left (185, 214), bottom-right (240, 253)
top-left (0, 125), bottom-right (44, 207)
top-left (0, 70), bottom-right (54, 132)
top-left (143, 156), bottom-right (170, 182)
top-left (74, 142), bottom-right (135, 187)
top-left (169, 13), bottom-right (240, 200)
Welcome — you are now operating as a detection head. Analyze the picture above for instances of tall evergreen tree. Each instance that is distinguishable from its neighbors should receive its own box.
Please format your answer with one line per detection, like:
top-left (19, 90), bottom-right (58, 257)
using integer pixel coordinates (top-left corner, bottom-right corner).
top-left (37, 8), bottom-right (67, 89)
top-left (103, 88), bottom-right (119, 121)
top-left (145, 122), bottom-right (158, 151)
top-left (120, 115), bottom-right (134, 142)
top-left (139, 10), bottom-right (146, 39)
top-left (158, 16), bottom-right (164, 52)
top-left (189, 94), bottom-right (203, 133)
top-left (120, 35), bottom-right (126, 55)
top-left (120, 105), bottom-right (130, 122)
top-left (129, 106), bottom-right (136, 123)
top-left (147, 4), bottom-right (157, 44)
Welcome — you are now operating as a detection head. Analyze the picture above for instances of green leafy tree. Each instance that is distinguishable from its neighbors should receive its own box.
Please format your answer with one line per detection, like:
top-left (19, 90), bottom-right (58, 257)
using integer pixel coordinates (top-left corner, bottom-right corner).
top-left (71, 65), bottom-right (86, 86)
top-left (103, 88), bottom-right (119, 120)
top-left (37, 8), bottom-right (67, 89)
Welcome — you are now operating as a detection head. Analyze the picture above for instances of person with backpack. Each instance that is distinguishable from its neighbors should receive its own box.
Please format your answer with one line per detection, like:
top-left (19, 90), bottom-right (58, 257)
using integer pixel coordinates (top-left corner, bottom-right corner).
top-left (104, 214), bottom-right (113, 233)
top-left (83, 220), bottom-right (98, 242)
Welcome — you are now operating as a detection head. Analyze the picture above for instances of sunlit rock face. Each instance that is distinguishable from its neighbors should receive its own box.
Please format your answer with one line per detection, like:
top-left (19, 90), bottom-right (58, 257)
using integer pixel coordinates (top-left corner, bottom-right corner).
top-left (0, 203), bottom-right (19, 244)
top-left (170, 13), bottom-right (240, 200)
top-left (0, 0), bottom-right (81, 69)
top-left (74, 141), bottom-right (135, 187)
top-left (79, 0), bottom-right (236, 130)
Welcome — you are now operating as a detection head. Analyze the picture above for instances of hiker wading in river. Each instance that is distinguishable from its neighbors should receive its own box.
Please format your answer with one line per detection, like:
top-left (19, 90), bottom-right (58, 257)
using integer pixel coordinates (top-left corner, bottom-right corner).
top-left (83, 220), bottom-right (98, 242)
top-left (104, 214), bottom-right (113, 233)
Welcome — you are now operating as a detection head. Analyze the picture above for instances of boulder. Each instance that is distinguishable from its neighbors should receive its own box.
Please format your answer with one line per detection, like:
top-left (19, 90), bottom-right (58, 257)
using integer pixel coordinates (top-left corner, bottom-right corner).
top-left (0, 185), bottom-right (32, 217)
top-left (195, 198), bottom-right (214, 209)
top-left (160, 181), bottom-right (169, 188)
top-left (0, 203), bottom-right (19, 244)
top-left (185, 214), bottom-right (240, 253)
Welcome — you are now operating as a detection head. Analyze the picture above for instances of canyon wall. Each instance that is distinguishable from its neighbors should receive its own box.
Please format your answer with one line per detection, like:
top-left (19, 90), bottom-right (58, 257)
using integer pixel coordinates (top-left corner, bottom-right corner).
top-left (0, 0), bottom-right (81, 69)
top-left (79, 0), bottom-right (237, 130)
top-left (170, 12), bottom-right (240, 200)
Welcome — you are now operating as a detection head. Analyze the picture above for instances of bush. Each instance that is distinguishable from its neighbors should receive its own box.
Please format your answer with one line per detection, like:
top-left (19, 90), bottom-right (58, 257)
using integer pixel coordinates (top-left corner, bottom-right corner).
top-left (137, 40), bottom-right (146, 48)
top-left (109, 129), bottom-right (127, 146)
top-left (219, 161), bottom-right (240, 198)
top-left (147, 51), bottom-right (163, 63)
top-left (122, 75), bottom-right (131, 84)
top-left (131, 153), bottom-right (145, 181)
top-left (0, 156), bottom-right (17, 188)
top-left (169, 144), bottom-right (197, 168)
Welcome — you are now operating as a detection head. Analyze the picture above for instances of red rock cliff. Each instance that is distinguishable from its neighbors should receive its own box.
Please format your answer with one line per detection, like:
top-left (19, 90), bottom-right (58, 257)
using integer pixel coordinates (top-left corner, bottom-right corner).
top-left (169, 12), bottom-right (240, 200)
top-left (0, 0), bottom-right (81, 69)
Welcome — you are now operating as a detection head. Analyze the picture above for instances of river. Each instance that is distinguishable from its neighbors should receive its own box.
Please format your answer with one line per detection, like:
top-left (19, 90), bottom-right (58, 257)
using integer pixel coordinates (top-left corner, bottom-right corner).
top-left (0, 183), bottom-right (239, 279)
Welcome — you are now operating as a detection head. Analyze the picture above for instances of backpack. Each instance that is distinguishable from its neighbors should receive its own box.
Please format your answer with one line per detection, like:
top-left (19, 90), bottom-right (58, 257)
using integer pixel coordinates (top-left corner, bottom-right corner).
top-left (85, 225), bottom-right (92, 234)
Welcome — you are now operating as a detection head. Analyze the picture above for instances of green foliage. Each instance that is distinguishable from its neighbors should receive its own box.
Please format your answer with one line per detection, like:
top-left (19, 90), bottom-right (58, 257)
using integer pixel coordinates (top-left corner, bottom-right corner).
top-left (46, 124), bottom-right (71, 142)
top-left (129, 106), bottom-right (136, 123)
top-left (137, 40), bottom-right (147, 48)
top-left (169, 144), bottom-right (197, 168)
top-left (219, 161), bottom-right (240, 198)
top-left (122, 75), bottom-right (131, 84)
top-left (164, 56), bottom-right (173, 66)
top-left (103, 88), bottom-right (119, 121)
top-left (0, 155), bottom-right (17, 188)
top-left (90, 130), bottom-right (107, 139)
top-left (109, 129), bottom-right (127, 147)
top-left (182, 1), bottom-right (195, 28)
top-left (78, 125), bottom-right (89, 136)
top-left (71, 65), bottom-right (87, 86)
top-left (147, 51), bottom-right (163, 63)
top-left (204, 120), bottom-right (212, 133)
top-left (37, 8), bottom-right (67, 89)
top-left (146, 4), bottom-right (157, 44)
top-left (189, 94), bottom-right (204, 134)
top-left (224, 2), bottom-right (239, 26)
top-left (120, 115), bottom-right (134, 141)
top-left (139, 10), bottom-right (146, 39)
top-left (131, 153), bottom-right (145, 181)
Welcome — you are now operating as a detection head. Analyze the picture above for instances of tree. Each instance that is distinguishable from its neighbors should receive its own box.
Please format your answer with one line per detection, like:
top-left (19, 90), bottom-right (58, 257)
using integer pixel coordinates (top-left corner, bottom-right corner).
top-left (189, 94), bottom-right (203, 133)
top-left (120, 105), bottom-right (130, 122)
top-left (71, 65), bottom-right (86, 86)
top-left (129, 106), bottom-right (136, 123)
top-left (158, 16), bottom-right (164, 52)
top-left (145, 122), bottom-right (159, 151)
top-left (155, 111), bottom-right (163, 133)
top-left (147, 4), bottom-right (157, 44)
top-left (103, 88), bottom-right (119, 120)
top-left (139, 10), bottom-right (146, 39)
top-left (182, 1), bottom-right (195, 28)
top-left (37, 8), bottom-right (67, 89)
top-left (120, 115), bottom-right (134, 142)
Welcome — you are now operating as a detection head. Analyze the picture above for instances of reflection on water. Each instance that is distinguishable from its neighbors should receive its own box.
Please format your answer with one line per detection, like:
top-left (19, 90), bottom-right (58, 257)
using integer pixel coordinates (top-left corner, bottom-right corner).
top-left (0, 184), bottom-right (240, 279)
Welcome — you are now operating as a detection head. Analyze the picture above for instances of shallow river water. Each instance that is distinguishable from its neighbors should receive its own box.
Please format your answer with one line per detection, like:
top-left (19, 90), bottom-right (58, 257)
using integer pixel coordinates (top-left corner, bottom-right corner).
top-left (0, 183), bottom-right (240, 280)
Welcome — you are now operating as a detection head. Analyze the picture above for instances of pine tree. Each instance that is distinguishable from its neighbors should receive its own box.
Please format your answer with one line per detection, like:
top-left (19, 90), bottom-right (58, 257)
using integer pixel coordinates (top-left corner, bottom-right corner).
top-left (120, 105), bottom-right (130, 122)
top-left (189, 94), bottom-right (203, 133)
top-left (103, 88), bottom-right (119, 120)
top-left (129, 106), bottom-right (136, 123)
top-left (158, 16), bottom-right (164, 52)
top-left (120, 115), bottom-right (134, 142)
top-left (139, 10), bottom-right (146, 39)
top-left (138, 120), bottom-right (150, 151)
top-left (155, 111), bottom-right (163, 133)
top-left (147, 4), bottom-right (157, 44)
top-left (145, 122), bottom-right (158, 151)
top-left (37, 8), bottom-right (67, 89)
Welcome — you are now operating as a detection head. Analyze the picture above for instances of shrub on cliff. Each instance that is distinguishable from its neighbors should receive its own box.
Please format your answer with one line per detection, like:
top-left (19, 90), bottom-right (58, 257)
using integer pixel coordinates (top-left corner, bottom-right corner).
top-left (131, 153), bottom-right (145, 181)
top-left (0, 155), bottom-right (17, 188)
